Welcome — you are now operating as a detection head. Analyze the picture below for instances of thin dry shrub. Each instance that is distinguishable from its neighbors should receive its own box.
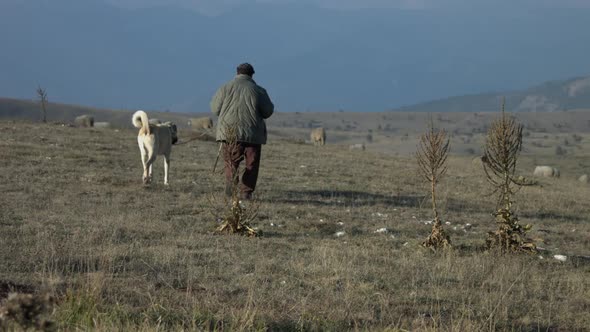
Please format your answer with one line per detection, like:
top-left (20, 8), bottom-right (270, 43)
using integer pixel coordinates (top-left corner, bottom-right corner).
top-left (416, 118), bottom-right (451, 250)
top-left (0, 292), bottom-right (55, 331)
top-left (36, 85), bottom-right (48, 123)
top-left (209, 125), bottom-right (260, 237)
top-left (482, 99), bottom-right (536, 253)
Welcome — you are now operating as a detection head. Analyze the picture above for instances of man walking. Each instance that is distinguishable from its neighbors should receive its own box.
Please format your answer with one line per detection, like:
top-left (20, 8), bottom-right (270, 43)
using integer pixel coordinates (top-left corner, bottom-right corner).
top-left (211, 63), bottom-right (274, 200)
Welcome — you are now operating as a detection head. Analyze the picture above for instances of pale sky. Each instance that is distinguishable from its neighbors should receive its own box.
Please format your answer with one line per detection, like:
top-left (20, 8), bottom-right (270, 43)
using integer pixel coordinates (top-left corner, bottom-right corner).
top-left (105, 0), bottom-right (590, 15)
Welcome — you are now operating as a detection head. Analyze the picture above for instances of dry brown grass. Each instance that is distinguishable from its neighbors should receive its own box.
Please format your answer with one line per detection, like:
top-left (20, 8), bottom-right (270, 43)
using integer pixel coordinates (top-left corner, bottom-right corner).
top-left (0, 120), bottom-right (589, 331)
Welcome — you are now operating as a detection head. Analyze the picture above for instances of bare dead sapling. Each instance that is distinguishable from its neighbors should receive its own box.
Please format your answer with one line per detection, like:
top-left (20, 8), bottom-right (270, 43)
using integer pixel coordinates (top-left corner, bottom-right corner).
top-left (482, 99), bottom-right (536, 253)
top-left (416, 119), bottom-right (451, 250)
top-left (36, 85), bottom-right (48, 123)
top-left (209, 125), bottom-right (260, 236)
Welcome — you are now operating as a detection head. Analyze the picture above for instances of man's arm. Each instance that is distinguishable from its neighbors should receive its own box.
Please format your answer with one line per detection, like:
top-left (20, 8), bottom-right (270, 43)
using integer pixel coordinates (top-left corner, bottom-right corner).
top-left (258, 87), bottom-right (274, 119)
top-left (210, 86), bottom-right (225, 116)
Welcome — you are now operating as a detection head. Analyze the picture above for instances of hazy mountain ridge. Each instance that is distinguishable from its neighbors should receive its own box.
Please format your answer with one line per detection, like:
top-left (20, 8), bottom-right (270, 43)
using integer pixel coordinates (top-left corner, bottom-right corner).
top-left (393, 75), bottom-right (590, 113)
top-left (1, 0), bottom-right (590, 112)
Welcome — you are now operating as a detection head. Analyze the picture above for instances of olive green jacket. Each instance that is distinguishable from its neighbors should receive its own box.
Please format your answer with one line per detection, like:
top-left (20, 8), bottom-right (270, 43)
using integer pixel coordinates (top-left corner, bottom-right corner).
top-left (210, 74), bottom-right (274, 145)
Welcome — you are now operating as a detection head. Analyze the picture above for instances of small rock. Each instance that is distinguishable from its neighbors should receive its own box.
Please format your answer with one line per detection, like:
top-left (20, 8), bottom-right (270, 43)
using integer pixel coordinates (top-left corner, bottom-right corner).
top-left (445, 221), bottom-right (451, 225)
top-left (337, 221), bottom-right (344, 226)
top-left (553, 255), bottom-right (567, 262)
top-left (270, 223), bottom-right (276, 227)
top-left (374, 228), bottom-right (388, 234)
top-left (335, 231), bottom-right (346, 237)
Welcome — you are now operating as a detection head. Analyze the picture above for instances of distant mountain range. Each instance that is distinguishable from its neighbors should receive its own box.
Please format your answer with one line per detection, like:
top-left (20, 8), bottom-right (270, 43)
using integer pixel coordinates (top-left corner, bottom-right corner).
top-left (393, 75), bottom-right (590, 113)
top-left (1, 0), bottom-right (590, 112)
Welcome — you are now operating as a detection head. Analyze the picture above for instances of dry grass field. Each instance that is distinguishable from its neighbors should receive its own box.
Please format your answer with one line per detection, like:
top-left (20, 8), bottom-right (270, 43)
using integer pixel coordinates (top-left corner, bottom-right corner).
top-left (1, 119), bottom-right (589, 331)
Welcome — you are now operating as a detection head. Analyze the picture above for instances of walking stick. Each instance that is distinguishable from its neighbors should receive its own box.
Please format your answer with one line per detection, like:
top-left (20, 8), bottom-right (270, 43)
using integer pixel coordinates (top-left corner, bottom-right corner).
top-left (212, 142), bottom-right (223, 173)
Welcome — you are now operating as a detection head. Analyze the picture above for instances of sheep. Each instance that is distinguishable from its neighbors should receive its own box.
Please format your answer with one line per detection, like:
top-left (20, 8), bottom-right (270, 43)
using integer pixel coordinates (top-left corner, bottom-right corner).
top-left (533, 166), bottom-right (560, 178)
top-left (93, 122), bottom-right (111, 129)
top-left (310, 127), bottom-right (326, 146)
top-left (471, 155), bottom-right (485, 167)
top-left (349, 143), bottom-right (365, 151)
top-left (188, 117), bottom-right (213, 129)
top-left (74, 115), bottom-right (94, 127)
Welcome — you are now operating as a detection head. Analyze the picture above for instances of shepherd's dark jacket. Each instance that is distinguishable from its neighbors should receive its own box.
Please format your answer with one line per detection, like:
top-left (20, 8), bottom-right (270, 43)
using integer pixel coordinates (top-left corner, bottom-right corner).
top-left (210, 74), bottom-right (274, 145)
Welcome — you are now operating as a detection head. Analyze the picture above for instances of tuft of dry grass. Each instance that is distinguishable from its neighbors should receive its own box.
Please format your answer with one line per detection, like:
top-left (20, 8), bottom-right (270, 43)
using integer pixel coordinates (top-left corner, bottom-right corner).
top-left (0, 292), bottom-right (55, 330)
top-left (0, 120), bottom-right (589, 330)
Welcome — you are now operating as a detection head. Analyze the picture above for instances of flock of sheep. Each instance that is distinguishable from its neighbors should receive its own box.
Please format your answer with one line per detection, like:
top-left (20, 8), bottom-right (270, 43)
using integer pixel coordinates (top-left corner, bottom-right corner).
top-left (530, 164), bottom-right (587, 183)
top-left (73, 114), bottom-right (215, 130)
top-left (72, 114), bottom-right (587, 182)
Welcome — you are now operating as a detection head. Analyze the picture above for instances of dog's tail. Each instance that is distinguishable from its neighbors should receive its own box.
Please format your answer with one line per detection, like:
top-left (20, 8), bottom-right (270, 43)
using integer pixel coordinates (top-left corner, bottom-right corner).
top-left (132, 110), bottom-right (150, 135)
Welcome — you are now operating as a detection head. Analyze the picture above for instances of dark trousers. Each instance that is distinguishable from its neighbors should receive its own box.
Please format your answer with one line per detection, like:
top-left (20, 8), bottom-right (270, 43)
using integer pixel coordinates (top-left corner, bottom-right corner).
top-left (224, 142), bottom-right (261, 195)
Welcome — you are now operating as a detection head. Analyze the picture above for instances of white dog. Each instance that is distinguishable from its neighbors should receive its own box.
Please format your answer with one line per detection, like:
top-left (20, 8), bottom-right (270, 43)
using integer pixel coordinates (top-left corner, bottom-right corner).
top-left (132, 110), bottom-right (178, 185)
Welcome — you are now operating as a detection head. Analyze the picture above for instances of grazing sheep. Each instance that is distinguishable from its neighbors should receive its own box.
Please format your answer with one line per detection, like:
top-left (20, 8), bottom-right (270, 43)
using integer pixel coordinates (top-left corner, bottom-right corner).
top-left (94, 122), bottom-right (111, 129)
top-left (310, 127), bottom-right (326, 146)
top-left (533, 166), bottom-right (560, 178)
top-left (471, 155), bottom-right (485, 167)
top-left (74, 115), bottom-right (94, 127)
top-left (349, 143), bottom-right (365, 151)
top-left (188, 117), bottom-right (213, 129)
top-left (148, 118), bottom-right (162, 125)
top-left (579, 174), bottom-right (589, 183)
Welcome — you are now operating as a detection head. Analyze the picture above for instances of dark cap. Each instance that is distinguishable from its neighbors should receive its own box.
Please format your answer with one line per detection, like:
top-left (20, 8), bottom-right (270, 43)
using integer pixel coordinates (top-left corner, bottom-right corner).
top-left (236, 63), bottom-right (255, 76)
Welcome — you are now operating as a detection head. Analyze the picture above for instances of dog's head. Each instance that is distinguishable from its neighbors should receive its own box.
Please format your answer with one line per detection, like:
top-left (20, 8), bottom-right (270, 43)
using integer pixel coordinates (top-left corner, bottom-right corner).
top-left (163, 121), bottom-right (178, 144)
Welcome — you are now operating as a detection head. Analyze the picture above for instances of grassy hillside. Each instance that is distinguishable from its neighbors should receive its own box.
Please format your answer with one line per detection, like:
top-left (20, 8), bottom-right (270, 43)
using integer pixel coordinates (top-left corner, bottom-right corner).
top-left (3, 96), bottom-right (590, 134)
top-left (0, 120), bottom-right (589, 330)
top-left (0, 97), bottom-right (201, 128)
top-left (4, 96), bottom-right (590, 158)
